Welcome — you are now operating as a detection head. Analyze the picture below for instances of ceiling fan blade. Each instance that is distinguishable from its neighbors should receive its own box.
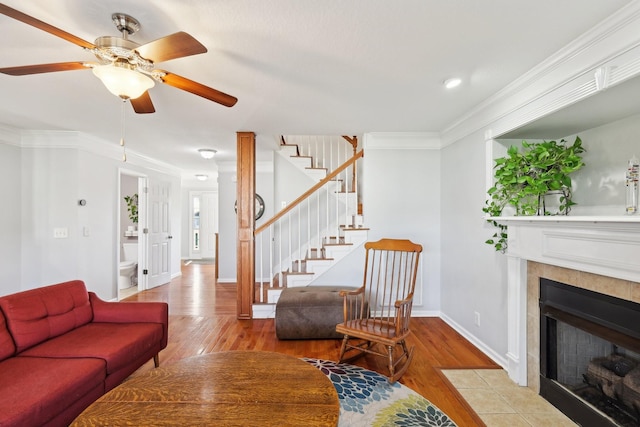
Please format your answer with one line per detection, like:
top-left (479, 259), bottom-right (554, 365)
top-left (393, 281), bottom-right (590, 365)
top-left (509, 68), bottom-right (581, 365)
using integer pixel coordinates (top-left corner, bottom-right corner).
top-left (130, 91), bottom-right (155, 114)
top-left (0, 4), bottom-right (95, 49)
top-left (158, 70), bottom-right (237, 107)
top-left (136, 32), bottom-right (207, 63)
top-left (0, 61), bottom-right (88, 76)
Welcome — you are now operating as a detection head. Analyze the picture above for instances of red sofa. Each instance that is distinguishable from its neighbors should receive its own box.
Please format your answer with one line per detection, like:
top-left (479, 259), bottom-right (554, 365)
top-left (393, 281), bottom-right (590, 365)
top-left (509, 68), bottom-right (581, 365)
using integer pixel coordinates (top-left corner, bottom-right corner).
top-left (0, 280), bottom-right (168, 427)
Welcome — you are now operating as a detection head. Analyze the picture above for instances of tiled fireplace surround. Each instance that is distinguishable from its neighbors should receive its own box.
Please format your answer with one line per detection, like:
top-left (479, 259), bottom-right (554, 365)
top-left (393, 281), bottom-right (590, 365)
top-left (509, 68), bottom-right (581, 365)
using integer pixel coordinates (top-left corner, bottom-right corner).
top-left (500, 217), bottom-right (640, 394)
top-left (525, 261), bottom-right (640, 393)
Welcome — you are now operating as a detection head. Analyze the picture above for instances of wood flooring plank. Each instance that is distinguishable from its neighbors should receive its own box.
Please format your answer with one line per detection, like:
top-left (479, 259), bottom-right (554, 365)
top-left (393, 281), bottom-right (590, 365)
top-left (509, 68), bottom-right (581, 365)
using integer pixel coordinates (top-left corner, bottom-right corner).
top-left (124, 263), bottom-right (499, 427)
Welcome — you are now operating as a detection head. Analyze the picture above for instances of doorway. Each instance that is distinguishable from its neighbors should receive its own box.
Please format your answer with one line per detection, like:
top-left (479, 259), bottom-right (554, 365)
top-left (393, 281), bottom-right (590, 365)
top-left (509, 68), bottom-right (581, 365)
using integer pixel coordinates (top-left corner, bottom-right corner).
top-left (118, 171), bottom-right (146, 300)
top-left (189, 191), bottom-right (218, 261)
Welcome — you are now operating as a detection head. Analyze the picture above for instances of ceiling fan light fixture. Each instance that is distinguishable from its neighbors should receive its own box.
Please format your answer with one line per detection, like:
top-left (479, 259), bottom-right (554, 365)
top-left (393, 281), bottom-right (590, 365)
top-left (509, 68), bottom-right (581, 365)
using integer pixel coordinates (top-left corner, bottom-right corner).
top-left (92, 61), bottom-right (155, 99)
top-left (198, 149), bottom-right (217, 159)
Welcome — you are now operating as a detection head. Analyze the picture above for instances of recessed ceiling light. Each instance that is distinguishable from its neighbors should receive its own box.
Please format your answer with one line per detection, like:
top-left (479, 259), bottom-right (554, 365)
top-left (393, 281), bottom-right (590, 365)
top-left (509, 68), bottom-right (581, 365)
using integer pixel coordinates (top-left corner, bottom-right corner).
top-left (444, 78), bottom-right (461, 89)
top-left (198, 149), bottom-right (217, 159)
top-left (195, 174), bottom-right (208, 181)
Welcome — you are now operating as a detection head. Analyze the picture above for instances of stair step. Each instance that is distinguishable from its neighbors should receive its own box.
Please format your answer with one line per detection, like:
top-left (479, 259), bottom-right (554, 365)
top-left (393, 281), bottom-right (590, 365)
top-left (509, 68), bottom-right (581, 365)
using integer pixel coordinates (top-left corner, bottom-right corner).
top-left (304, 167), bottom-right (327, 181)
top-left (284, 271), bottom-right (315, 288)
top-left (309, 248), bottom-right (326, 259)
top-left (340, 225), bottom-right (369, 230)
top-left (280, 143), bottom-right (300, 156)
top-left (306, 253), bottom-right (333, 261)
top-left (291, 259), bottom-right (306, 273)
top-left (324, 236), bottom-right (350, 245)
top-left (254, 281), bottom-right (282, 304)
top-left (285, 271), bottom-right (314, 276)
top-left (289, 156), bottom-right (313, 169)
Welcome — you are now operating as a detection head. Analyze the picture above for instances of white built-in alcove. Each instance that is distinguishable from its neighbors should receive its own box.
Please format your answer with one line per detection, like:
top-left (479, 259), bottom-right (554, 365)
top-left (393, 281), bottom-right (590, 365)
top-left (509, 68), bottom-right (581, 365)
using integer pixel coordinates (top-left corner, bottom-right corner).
top-left (481, 6), bottom-right (640, 386)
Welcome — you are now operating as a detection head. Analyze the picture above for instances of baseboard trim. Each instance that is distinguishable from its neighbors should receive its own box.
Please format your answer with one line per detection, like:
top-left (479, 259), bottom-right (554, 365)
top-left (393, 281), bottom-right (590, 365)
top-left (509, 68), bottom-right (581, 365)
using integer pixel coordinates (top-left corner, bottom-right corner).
top-left (439, 312), bottom-right (508, 370)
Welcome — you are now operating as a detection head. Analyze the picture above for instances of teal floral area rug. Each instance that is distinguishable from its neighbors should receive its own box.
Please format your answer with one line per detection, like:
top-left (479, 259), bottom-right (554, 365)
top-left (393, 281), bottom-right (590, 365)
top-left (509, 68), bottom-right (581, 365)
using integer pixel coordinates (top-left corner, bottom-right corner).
top-left (303, 358), bottom-right (457, 426)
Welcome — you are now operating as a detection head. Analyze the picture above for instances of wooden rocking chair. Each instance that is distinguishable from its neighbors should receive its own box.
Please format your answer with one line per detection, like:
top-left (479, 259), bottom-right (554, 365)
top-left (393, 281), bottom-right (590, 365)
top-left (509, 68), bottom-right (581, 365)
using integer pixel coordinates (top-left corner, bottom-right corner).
top-left (336, 238), bottom-right (422, 383)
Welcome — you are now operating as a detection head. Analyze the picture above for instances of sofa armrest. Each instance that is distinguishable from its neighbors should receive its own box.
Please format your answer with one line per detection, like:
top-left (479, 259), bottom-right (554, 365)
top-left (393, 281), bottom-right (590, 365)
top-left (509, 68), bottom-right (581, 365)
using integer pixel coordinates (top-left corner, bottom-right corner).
top-left (89, 292), bottom-right (168, 348)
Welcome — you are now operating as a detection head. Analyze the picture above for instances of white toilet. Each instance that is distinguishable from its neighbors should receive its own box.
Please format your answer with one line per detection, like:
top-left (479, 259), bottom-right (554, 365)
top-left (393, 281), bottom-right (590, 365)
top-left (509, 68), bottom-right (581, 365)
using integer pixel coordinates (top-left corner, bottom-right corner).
top-left (119, 242), bottom-right (138, 290)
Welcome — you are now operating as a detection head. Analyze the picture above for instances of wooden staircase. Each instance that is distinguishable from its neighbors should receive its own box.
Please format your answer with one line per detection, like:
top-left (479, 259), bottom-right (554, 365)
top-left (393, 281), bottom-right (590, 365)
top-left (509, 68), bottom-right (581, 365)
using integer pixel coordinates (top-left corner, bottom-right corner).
top-left (252, 136), bottom-right (366, 318)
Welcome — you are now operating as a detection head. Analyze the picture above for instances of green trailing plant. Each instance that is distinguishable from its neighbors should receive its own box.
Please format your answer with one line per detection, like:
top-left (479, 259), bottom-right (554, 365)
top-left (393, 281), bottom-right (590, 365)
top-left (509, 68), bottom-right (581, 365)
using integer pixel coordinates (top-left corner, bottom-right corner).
top-left (124, 193), bottom-right (139, 224)
top-left (483, 136), bottom-right (585, 252)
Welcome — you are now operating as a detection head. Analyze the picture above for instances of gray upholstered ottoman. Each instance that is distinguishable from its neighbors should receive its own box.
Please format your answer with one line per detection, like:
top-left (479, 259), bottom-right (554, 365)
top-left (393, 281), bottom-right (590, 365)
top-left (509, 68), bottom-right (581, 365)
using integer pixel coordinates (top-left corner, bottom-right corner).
top-left (275, 286), bottom-right (351, 340)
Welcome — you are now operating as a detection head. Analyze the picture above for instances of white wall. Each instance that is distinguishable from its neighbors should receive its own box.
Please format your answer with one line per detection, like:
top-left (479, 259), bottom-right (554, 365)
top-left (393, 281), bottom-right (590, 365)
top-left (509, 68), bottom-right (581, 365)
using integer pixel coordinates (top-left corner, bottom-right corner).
top-left (438, 109), bottom-right (640, 368)
top-left (359, 133), bottom-right (442, 315)
top-left (21, 147), bottom-right (82, 288)
top-left (568, 113), bottom-right (640, 214)
top-left (0, 141), bottom-right (22, 294)
top-left (273, 151), bottom-right (317, 209)
top-left (217, 161), bottom-right (274, 282)
top-left (440, 130), bottom-right (509, 363)
top-left (0, 132), bottom-right (183, 300)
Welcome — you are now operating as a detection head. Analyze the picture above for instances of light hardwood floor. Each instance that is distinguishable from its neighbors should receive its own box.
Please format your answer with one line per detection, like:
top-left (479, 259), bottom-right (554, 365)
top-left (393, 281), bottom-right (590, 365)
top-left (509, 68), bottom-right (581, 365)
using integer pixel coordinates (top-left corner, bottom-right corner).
top-left (125, 262), bottom-right (499, 426)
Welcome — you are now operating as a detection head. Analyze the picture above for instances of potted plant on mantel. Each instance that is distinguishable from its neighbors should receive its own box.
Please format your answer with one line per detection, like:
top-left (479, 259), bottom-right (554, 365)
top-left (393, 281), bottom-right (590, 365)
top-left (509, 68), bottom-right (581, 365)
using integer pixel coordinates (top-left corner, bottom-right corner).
top-left (483, 137), bottom-right (585, 252)
top-left (124, 193), bottom-right (138, 230)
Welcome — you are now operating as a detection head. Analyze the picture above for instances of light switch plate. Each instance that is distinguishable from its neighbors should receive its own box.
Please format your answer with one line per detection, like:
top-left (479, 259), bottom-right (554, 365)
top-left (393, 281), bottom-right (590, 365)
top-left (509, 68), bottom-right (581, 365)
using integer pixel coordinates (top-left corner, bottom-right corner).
top-left (53, 227), bottom-right (68, 238)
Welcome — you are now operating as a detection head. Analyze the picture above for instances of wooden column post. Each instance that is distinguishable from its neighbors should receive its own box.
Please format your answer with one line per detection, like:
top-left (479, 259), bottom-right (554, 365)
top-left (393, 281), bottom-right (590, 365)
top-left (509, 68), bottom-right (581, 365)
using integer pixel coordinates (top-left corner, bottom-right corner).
top-left (236, 131), bottom-right (255, 319)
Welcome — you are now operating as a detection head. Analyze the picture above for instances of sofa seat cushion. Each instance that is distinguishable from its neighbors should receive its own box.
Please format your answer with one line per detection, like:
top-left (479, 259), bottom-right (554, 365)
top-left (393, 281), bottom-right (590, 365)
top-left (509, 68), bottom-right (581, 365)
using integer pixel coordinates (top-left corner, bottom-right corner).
top-left (19, 322), bottom-right (163, 375)
top-left (0, 356), bottom-right (105, 427)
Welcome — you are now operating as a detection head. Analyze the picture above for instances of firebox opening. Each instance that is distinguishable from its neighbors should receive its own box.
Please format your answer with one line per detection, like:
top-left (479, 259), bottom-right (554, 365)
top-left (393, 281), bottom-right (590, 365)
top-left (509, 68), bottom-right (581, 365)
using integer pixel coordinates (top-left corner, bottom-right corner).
top-left (540, 278), bottom-right (640, 427)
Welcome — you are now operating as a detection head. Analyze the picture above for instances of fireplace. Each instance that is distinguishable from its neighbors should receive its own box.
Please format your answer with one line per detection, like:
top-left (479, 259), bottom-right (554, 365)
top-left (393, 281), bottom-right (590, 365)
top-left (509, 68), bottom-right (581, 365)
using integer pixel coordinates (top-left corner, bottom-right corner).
top-left (539, 277), bottom-right (640, 426)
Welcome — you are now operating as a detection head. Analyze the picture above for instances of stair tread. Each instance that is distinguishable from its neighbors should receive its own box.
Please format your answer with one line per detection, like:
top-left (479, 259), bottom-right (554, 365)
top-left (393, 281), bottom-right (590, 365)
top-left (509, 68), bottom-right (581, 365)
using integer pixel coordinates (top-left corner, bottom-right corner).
top-left (305, 256), bottom-right (334, 261)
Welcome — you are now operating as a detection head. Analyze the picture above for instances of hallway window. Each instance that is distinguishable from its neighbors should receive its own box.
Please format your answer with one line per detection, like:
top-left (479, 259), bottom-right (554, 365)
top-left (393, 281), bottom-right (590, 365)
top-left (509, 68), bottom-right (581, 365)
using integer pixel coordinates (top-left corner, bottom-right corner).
top-left (192, 196), bottom-right (200, 251)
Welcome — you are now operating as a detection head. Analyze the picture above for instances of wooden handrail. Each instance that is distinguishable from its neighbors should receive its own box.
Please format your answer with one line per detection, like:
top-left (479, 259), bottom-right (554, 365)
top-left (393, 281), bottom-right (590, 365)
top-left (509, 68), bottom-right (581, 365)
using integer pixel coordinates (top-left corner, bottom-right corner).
top-left (255, 149), bottom-right (364, 234)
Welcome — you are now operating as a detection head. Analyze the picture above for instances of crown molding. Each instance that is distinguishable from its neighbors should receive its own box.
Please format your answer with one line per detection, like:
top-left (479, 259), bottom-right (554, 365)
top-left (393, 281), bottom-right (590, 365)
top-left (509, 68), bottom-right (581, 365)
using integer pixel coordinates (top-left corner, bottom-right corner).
top-left (10, 129), bottom-right (182, 177)
top-left (441, 0), bottom-right (640, 145)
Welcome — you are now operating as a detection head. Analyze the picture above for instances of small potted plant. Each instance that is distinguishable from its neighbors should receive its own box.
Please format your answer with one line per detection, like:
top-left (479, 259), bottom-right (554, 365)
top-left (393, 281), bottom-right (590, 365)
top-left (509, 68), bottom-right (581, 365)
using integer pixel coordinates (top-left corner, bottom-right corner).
top-left (124, 193), bottom-right (138, 229)
top-left (483, 136), bottom-right (585, 251)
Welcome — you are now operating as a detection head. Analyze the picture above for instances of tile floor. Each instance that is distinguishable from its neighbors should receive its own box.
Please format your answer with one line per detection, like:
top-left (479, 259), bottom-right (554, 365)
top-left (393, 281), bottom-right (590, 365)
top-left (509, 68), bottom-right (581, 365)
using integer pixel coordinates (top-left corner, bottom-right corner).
top-left (441, 369), bottom-right (578, 427)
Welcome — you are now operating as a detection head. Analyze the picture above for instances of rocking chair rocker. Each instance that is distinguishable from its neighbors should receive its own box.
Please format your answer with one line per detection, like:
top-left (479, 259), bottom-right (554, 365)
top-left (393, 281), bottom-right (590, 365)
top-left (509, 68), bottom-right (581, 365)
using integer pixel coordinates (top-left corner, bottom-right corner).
top-left (336, 238), bottom-right (422, 383)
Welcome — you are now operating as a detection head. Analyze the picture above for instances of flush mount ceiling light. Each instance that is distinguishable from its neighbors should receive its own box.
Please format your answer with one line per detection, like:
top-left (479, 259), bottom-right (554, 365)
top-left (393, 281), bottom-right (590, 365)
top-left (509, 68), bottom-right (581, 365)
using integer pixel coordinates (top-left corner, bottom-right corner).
top-left (195, 174), bottom-right (208, 181)
top-left (198, 149), bottom-right (217, 159)
top-left (443, 78), bottom-right (462, 89)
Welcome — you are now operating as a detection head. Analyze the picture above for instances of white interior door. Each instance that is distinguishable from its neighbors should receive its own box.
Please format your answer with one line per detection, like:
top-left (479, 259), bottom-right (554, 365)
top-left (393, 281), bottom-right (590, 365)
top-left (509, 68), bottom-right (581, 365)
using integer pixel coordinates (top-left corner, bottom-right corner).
top-left (147, 179), bottom-right (171, 288)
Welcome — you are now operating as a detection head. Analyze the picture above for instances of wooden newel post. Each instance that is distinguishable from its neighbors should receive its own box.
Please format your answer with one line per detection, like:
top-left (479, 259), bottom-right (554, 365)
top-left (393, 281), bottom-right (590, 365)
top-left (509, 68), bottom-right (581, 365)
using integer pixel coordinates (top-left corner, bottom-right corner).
top-left (236, 131), bottom-right (256, 319)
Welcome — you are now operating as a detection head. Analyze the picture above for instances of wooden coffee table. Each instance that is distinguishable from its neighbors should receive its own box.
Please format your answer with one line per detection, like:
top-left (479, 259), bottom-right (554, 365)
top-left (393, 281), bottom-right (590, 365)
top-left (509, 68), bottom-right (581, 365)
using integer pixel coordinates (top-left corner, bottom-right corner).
top-left (71, 351), bottom-right (339, 426)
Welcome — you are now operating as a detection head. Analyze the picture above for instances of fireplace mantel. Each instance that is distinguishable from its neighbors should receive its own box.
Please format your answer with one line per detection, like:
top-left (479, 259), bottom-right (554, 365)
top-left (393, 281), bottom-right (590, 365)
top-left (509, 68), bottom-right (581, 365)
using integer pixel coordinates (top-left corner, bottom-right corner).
top-left (490, 215), bottom-right (640, 282)
top-left (489, 215), bottom-right (640, 224)
top-left (493, 215), bottom-right (640, 386)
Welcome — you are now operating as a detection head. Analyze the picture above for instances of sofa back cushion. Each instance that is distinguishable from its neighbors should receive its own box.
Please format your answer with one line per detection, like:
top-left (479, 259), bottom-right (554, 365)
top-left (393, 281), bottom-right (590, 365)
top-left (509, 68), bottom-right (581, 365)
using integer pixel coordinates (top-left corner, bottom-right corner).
top-left (0, 309), bottom-right (16, 361)
top-left (0, 280), bottom-right (93, 353)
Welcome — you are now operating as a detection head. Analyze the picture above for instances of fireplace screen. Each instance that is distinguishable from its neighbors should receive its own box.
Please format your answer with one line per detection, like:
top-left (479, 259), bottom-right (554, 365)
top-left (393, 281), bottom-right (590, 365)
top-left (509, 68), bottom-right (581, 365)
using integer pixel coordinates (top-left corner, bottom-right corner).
top-left (540, 278), bottom-right (640, 427)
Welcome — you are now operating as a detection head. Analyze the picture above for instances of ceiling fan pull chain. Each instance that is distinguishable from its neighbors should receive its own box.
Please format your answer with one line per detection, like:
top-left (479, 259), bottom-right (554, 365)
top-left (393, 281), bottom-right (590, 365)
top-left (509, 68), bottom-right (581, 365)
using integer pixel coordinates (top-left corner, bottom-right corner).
top-left (120, 98), bottom-right (127, 162)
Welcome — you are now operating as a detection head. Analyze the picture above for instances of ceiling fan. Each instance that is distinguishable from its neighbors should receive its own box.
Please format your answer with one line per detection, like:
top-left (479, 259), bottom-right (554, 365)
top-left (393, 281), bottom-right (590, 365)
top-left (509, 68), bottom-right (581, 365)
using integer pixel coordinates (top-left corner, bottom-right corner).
top-left (0, 3), bottom-right (237, 114)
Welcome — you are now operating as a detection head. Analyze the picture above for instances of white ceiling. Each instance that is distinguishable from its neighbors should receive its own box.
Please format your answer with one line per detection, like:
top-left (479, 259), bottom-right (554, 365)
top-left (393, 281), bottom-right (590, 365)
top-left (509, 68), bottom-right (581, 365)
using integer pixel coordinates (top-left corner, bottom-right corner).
top-left (0, 0), bottom-right (633, 177)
